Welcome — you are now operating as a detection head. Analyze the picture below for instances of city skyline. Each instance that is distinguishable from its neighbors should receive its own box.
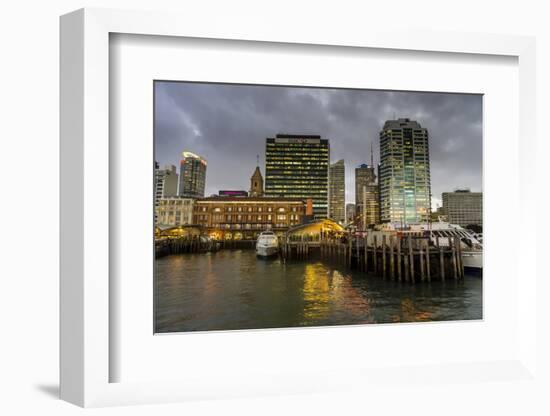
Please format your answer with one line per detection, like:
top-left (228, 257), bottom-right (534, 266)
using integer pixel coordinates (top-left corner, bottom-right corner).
top-left (155, 81), bottom-right (482, 208)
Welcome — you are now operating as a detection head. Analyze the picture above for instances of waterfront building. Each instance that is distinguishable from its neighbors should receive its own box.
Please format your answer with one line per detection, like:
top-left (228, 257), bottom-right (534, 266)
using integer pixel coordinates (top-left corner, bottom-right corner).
top-left (154, 162), bottom-right (178, 224)
top-left (355, 163), bottom-right (380, 228)
top-left (345, 203), bottom-right (356, 225)
top-left (178, 151), bottom-right (207, 198)
top-left (218, 190), bottom-right (248, 197)
top-left (194, 196), bottom-right (307, 240)
top-left (156, 196), bottom-right (195, 226)
top-left (264, 134), bottom-right (329, 219)
top-left (249, 165), bottom-right (264, 197)
top-left (328, 159), bottom-right (345, 224)
top-left (379, 118), bottom-right (431, 224)
top-left (442, 189), bottom-right (482, 227)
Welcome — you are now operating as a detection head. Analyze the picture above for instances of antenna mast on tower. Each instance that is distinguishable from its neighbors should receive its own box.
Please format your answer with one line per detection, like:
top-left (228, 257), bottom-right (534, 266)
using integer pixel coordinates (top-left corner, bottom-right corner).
top-left (370, 141), bottom-right (374, 167)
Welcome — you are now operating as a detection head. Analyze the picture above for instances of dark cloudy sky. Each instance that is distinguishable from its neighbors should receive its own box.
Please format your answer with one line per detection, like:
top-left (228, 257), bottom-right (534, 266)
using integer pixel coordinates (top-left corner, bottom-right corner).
top-left (154, 81), bottom-right (482, 210)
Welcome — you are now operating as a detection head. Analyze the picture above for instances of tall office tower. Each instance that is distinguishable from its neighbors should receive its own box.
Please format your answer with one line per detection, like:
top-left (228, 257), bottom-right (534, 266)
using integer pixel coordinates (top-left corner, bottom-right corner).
top-left (355, 163), bottom-right (379, 228)
top-left (442, 189), bottom-right (482, 227)
top-left (328, 159), bottom-right (345, 224)
top-left (345, 203), bottom-right (356, 225)
top-left (264, 134), bottom-right (330, 219)
top-left (178, 151), bottom-right (207, 198)
top-left (379, 118), bottom-right (431, 224)
top-left (249, 165), bottom-right (264, 197)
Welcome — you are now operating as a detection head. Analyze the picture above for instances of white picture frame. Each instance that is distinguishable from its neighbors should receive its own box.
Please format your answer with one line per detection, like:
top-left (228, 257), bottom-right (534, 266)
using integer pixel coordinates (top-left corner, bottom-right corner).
top-left (60, 7), bottom-right (537, 407)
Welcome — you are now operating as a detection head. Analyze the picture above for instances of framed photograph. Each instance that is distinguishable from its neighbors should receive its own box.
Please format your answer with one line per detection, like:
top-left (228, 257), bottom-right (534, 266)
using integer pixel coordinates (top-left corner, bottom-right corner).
top-left (153, 81), bottom-right (483, 334)
top-left (60, 8), bottom-right (537, 407)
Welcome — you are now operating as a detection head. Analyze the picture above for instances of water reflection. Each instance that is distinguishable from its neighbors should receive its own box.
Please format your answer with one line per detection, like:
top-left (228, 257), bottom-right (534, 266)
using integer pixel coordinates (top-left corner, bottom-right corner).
top-left (155, 250), bottom-right (482, 333)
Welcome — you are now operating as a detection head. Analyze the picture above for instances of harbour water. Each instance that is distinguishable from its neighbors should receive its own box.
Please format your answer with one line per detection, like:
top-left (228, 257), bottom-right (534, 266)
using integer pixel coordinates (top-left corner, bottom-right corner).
top-left (155, 249), bottom-right (482, 333)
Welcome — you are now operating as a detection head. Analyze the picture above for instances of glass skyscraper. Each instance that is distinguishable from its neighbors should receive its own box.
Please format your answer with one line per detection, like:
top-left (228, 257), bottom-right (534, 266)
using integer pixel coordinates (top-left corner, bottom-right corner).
top-left (264, 134), bottom-right (329, 219)
top-left (379, 118), bottom-right (431, 225)
top-left (178, 151), bottom-right (207, 198)
top-left (329, 159), bottom-right (345, 224)
top-left (355, 163), bottom-right (379, 228)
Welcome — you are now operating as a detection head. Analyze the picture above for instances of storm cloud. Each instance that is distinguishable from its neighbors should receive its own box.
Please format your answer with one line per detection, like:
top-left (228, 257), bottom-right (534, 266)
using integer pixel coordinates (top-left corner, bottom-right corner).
top-left (154, 81), bottom-right (482, 209)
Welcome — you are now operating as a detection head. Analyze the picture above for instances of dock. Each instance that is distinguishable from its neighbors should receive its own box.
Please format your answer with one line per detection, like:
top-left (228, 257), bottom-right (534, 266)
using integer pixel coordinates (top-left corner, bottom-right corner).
top-left (280, 232), bottom-right (464, 282)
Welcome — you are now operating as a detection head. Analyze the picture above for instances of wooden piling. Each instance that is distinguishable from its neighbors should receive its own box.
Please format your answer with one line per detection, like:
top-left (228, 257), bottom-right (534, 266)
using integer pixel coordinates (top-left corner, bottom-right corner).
top-left (425, 238), bottom-right (431, 282)
top-left (373, 235), bottom-right (378, 275)
top-left (397, 237), bottom-right (402, 282)
top-left (404, 253), bottom-right (409, 282)
top-left (382, 235), bottom-right (387, 279)
top-left (437, 237), bottom-right (445, 281)
top-left (456, 236), bottom-right (464, 279)
top-left (408, 234), bottom-right (415, 283)
top-left (419, 239), bottom-right (425, 281)
top-left (389, 236), bottom-right (395, 280)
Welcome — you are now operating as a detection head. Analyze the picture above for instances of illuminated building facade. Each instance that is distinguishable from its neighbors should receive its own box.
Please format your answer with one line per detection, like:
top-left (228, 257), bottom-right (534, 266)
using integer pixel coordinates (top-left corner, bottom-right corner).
top-left (329, 159), bottom-right (345, 224)
top-left (194, 197), bottom-right (306, 240)
top-left (156, 197), bottom-right (195, 226)
top-left (178, 151), bottom-right (207, 198)
top-left (264, 134), bottom-right (329, 219)
top-left (379, 118), bottom-right (431, 224)
top-left (355, 163), bottom-right (380, 228)
top-left (442, 189), bottom-right (482, 227)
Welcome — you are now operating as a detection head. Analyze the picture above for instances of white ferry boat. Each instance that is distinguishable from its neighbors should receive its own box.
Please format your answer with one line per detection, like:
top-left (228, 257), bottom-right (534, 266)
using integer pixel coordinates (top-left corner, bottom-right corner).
top-left (256, 231), bottom-right (279, 257)
top-left (374, 222), bottom-right (483, 271)
top-left (428, 224), bottom-right (483, 270)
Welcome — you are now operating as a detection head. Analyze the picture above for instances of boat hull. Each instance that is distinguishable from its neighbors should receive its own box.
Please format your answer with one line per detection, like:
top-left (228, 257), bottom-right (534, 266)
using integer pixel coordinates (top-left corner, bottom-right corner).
top-left (256, 245), bottom-right (279, 257)
top-left (462, 251), bottom-right (483, 270)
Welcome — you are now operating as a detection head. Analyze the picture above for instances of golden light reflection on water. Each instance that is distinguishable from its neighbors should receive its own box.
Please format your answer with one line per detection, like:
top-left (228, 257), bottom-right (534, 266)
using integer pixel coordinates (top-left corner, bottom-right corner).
top-left (302, 263), bottom-right (332, 322)
top-left (391, 298), bottom-right (433, 323)
top-left (301, 263), bottom-right (371, 324)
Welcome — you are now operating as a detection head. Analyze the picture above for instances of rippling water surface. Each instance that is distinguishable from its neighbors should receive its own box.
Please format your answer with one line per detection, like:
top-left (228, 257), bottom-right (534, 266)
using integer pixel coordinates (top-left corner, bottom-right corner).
top-left (155, 250), bottom-right (482, 333)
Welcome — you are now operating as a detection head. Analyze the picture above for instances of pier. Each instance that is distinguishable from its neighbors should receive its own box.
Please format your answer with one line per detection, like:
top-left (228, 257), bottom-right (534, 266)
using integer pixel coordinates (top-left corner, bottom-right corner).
top-left (280, 231), bottom-right (465, 282)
